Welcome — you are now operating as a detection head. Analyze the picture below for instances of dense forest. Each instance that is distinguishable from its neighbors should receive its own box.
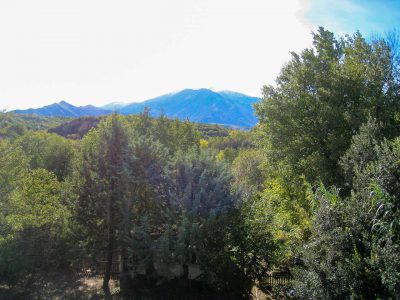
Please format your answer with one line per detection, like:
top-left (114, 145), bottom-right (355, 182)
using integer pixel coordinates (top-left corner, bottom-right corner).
top-left (1, 27), bottom-right (400, 299)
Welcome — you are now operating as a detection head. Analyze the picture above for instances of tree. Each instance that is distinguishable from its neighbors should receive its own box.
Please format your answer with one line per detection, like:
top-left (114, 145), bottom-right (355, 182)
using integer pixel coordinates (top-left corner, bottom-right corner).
top-left (231, 148), bottom-right (265, 197)
top-left (75, 114), bottom-right (134, 296)
top-left (0, 112), bottom-right (26, 138)
top-left (15, 131), bottom-right (75, 181)
top-left (169, 149), bottom-right (252, 297)
top-left (255, 27), bottom-right (400, 185)
top-left (252, 28), bottom-right (400, 288)
top-left (127, 110), bottom-right (201, 155)
top-left (0, 140), bottom-right (28, 283)
top-left (0, 140), bottom-right (28, 200)
top-left (293, 122), bottom-right (400, 299)
top-left (75, 114), bottom-right (170, 296)
top-left (339, 117), bottom-right (383, 189)
top-left (119, 134), bottom-right (169, 296)
top-left (0, 168), bottom-right (69, 284)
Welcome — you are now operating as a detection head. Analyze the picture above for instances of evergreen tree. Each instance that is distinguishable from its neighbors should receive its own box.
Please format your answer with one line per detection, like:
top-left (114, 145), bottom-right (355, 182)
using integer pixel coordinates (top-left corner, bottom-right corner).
top-left (169, 149), bottom-right (251, 296)
top-left (75, 114), bottom-right (170, 296)
top-left (75, 114), bottom-right (134, 295)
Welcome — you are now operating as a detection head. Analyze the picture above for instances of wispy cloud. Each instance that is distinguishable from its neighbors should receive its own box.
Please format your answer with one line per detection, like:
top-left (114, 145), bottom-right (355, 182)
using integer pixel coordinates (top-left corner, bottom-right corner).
top-left (304, 0), bottom-right (400, 37)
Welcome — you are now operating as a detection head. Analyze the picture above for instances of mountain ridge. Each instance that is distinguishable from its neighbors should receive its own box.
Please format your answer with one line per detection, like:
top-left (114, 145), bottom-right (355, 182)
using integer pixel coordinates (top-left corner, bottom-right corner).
top-left (12, 89), bottom-right (260, 127)
top-left (12, 101), bottom-right (110, 117)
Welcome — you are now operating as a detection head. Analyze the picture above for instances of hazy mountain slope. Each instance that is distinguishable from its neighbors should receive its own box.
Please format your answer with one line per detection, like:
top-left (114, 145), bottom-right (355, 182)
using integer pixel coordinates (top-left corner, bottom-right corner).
top-left (101, 102), bottom-right (127, 111)
top-left (13, 101), bottom-right (111, 117)
top-left (118, 89), bottom-right (259, 127)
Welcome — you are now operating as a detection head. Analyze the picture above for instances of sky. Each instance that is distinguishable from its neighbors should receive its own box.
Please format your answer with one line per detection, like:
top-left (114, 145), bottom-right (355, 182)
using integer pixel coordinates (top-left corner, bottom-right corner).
top-left (0, 0), bottom-right (399, 110)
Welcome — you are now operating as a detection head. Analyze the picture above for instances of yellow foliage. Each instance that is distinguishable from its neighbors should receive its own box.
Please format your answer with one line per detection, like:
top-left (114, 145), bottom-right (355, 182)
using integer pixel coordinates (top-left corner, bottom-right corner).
top-left (229, 130), bottom-right (239, 136)
top-left (216, 150), bottom-right (225, 162)
top-left (199, 139), bottom-right (209, 149)
top-left (259, 173), bottom-right (313, 263)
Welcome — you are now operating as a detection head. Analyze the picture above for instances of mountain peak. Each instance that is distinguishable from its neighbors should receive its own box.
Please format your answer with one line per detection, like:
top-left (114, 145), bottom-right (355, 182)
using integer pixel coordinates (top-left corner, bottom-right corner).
top-left (57, 100), bottom-right (74, 107)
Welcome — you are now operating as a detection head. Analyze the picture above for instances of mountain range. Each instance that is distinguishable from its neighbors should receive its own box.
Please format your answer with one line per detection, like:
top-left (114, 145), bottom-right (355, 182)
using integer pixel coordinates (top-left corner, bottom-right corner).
top-left (12, 89), bottom-right (260, 128)
top-left (12, 101), bottom-right (110, 118)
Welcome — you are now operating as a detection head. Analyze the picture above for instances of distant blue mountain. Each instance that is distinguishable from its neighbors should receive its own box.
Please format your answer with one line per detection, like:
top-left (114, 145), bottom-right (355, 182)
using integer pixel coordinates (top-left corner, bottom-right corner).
top-left (13, 89), bottom-right (260, 127)
top-left (13, 101), bottom-right (111, 117)
top-left (116, 89), bottom-right (259, 127)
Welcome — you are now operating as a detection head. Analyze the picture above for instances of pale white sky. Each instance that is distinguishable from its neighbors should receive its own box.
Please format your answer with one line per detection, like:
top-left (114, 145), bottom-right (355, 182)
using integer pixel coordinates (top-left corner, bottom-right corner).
top-left (1, 0), bottom-right (315, 110)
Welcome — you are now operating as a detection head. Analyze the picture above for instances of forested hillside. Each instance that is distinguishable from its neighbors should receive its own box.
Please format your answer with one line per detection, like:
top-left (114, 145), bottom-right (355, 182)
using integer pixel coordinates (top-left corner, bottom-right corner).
top-left (1, 27), bottom-right (400, 299)
top-left (0, 113), bottom-right (68, 139)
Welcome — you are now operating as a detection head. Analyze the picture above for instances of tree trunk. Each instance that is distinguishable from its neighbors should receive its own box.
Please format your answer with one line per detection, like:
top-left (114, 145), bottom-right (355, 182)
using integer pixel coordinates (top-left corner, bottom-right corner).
top-left (119, 248), bottom-right (130, 296)
top-left (183, 263), bottom-right (189, 280)
top-left (183, 263), bottom-right (191, 289)
top-left (103, 236), bottom-right (114, 299)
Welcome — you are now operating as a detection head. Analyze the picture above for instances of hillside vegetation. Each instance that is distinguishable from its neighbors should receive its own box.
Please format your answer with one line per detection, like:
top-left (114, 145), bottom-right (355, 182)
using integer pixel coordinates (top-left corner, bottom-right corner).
top-left (1, 28), bottom-right (400, 299)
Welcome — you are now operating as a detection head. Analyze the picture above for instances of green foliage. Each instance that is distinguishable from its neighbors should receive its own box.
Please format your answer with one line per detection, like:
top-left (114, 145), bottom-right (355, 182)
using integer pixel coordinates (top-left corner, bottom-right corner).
top-left (250, 29), bottom-right (400, 296)
top-left (196, 123), bottom-right (231, 138)
top-left (15, 114), bottom-right (69, 131)
top-left (339, 117), bottom-right (383, 189)
top-left (0, 141), bottom-right (29, 271)
top-left (258, 171), bottom-right (313, 265)
top-left (127, 109), bottom-right (201, 154)
top-left (0, 168), bottom-right (70, 284)
top-left (171, 149), bottom-right (235, 217)
top-left (228, 196), bottom-right (277, 287)
top-left (196, 215), bottom-right (253, 298)
top-left (0, 112), bottom-right (68, 139)
top-left (231, 148), bottom-right (265, 197)
top-left (293, 187), bottom-right (362, 299)
top-left (208, 129), bottom-right (254, 151)
top-left (293, 185), bottom-right (391, 299)
top-left (358, 138), bottom-right (400, 296)
top-left (7, 169), bottom-right (68, 230)
top-left (293, 124), bottom-right (400, 299)
top-left (0, 113), bottom-right (26, 138)
top-left (15, 132), bottom-right (75, 180)
top-left (255, 27), bottom-right (400, 185)
top-left (168, 149), bottom-right (251, 296)
top-left (75, 114), bottom-right (134, 252)
top-left (74, 114), bottom-right (172, 294)
top-left (0, 140), bottom-right (28, 198)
